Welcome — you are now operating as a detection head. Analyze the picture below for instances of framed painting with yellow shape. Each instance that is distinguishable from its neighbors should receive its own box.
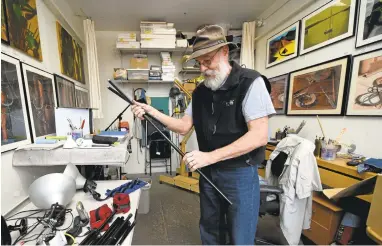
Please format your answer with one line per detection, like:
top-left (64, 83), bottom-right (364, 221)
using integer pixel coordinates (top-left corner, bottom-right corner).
top-left (56, 22), bottom-right (86, 84)
top-left (4, 0), bottom-right (42, 60)
top-left (266, 21), bottom-right (300, 68)
top-left (300, 0), bottom-right (357, 55)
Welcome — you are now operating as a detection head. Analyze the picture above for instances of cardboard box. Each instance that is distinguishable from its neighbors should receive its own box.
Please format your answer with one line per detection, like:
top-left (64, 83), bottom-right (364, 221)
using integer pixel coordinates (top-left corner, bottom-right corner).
top-left (130, 56), bottom-right (148, 69)
top-left (183, 82), bottom-right (196, 93)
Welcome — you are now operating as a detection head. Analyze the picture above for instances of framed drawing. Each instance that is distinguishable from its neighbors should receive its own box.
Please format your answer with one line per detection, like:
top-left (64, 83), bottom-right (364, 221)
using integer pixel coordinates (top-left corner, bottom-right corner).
top-left (355, 0), bottom-right (382, 48)
top-left (4, 0), bottom-right (42, 60)
top-left (346, 49), bottom-right (382, 116)
top-left (269, 74), bottom-right (289, 114)
top-left (287, 56), bottom-right (350, 115)
top-left (1, 54), bottom-right (31, 152)
top-left (56, 22), bottom-right (85, 84)
top-left (21, 64), bottom-right (57, 140)
top-left (75, 86), bottom-right (90, 108)
top-left (300, 0), bottom-right (357, 55)
top-left (1, 0), bottom-right (10, 44)
top-left (266, 21), bottom-right (300, 68)
top-left (54, 74), bottom-right (76, 108)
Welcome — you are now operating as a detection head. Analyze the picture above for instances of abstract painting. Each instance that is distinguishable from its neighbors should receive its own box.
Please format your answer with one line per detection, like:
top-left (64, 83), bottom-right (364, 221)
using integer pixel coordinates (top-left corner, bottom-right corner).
top-left (287, 56), bottom-right (350, 115)
top-left (346, 49), bottom-right (382, 116)
top-left (54, 75), bottom-right (76, 108)
top-left (1, 54), bottom-right (31, 152)
top-left (269, 74), bottom-right (289, 114)
top-left (300, 0), bottom-right (356, 55)
top-left (75, 86), bottom-right (90, 108)
top-left (356, 0), bottom-right (382, 48)
top-left (266, 21), bottom-right (300, 68)
top-left (1, 0), bottom-right (9, 44)
top-left (21, 64), bottom-right (56, 140)
top-left (4, 0), bottom-right (42, 60)
top-left (56, 22), bottom-right (85, 84)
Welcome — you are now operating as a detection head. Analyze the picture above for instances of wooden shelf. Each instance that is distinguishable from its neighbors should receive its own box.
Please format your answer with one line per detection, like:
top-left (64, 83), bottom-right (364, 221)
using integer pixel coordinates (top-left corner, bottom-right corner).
top-left (117, 47), bottom-right (191, 54)
top-left (179, 69), bottom-right (201, 75)
top-left (113, 79), bottom-right (174, 84)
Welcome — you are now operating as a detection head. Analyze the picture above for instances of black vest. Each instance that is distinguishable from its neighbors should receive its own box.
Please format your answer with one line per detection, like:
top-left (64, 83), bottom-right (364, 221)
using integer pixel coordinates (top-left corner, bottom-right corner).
top-left (192, 61), bottom-right (266, 169)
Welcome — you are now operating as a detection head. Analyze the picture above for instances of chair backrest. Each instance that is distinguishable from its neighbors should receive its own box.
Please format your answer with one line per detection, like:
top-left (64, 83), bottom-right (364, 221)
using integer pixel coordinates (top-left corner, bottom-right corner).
top-left (270, 151), bottom-right (288, 178)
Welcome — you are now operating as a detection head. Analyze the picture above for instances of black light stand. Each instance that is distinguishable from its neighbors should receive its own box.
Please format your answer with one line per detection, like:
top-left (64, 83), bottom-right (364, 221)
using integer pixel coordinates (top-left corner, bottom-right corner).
top-left (105, 105), bottom-right (130, 131)
top-left (107, 79), bottom-right (233, 205)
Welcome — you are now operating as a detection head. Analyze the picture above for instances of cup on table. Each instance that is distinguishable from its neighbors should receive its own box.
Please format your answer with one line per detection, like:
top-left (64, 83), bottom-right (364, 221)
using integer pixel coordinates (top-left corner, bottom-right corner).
top-left (72, 129), bottom-right (83, 141)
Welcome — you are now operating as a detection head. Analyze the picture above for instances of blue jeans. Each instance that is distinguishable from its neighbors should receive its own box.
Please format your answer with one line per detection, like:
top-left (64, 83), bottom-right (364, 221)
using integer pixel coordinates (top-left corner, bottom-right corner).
top-left (199, 165), bottom-right (260, 245)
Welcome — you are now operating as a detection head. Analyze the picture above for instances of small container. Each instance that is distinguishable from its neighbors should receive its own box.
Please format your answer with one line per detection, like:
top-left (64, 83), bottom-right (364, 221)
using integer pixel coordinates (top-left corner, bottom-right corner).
top-left (321, 147), bottom-right (336, 161)
top-left (72, 129), bottom-right (83, 141)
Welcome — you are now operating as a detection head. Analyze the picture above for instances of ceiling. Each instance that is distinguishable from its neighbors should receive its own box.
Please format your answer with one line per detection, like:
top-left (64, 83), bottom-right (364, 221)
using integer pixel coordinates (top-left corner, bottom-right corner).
top-left (65, 0), bottom-right (277, 32)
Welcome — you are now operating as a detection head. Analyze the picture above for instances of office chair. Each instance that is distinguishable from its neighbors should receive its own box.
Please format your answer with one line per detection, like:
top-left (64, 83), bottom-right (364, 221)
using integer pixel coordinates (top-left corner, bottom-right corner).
top-left (255, 157), bottom-right (286, 245)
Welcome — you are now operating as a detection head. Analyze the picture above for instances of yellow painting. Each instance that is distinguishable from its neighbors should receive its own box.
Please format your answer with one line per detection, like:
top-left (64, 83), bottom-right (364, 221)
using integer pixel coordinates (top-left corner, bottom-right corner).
top-left (56, 22), bottom-right (85, 84)
top-left (5, 0), bottom-right (42, 60)
top-left (301, 0), bottom-right (356, 55)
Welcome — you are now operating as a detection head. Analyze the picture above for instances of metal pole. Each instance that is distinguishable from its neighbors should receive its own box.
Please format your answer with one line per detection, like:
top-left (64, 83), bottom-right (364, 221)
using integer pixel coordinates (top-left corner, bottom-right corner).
top-left (107, 80), bottom-right (232, 205)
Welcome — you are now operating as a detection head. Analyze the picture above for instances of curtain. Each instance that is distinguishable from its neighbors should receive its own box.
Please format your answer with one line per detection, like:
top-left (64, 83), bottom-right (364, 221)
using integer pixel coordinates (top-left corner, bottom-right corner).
top-left (84, 19), bottom-right (103, 118)
top-left (240, 21), bottom-right (256, 69)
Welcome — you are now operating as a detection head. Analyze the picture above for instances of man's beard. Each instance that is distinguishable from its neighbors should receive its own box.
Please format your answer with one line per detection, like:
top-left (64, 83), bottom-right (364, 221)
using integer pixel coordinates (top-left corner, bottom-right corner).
top-left (203, 61), bottom-right (230, 91)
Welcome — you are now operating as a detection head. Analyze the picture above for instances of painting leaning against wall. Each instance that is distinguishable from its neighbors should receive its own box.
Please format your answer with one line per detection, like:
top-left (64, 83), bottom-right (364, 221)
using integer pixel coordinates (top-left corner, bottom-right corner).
top-left (1, 0), bottom-right (10, 44)
top-left (4, 0), bottom-right (42, 60)
top-left (56, 22), bottom-right (85, 84)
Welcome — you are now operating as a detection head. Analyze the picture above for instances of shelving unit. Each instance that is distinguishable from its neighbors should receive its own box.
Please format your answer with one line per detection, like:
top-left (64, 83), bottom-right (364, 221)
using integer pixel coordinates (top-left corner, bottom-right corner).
top-left (179, 69), bottom-right (201, 75)
top-left (117, 47), bottom-right (191, 55)
top-left (112, 79), bottom-right (174, 84)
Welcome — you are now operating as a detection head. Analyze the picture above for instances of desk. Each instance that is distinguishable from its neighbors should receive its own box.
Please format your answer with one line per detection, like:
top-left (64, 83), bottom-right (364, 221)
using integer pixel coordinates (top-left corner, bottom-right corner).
top-left (263, 145), bottom-right (377, 202)
top-left (12, 142), bottom-right (129, 167)
top-left (8, 180), bottom-right (141, 245)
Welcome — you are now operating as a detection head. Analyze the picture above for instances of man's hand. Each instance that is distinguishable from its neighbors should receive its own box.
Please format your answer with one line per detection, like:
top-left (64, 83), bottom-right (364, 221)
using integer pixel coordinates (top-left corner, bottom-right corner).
top-left (183, 150), bottom-right (217, 171)
top-left (131, 100), bottom-right (157, 120)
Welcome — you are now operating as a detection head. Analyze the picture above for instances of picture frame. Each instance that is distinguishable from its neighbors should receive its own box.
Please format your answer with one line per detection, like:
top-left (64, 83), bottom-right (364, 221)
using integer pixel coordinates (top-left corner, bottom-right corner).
top-left (21, 63), bottom-right (57, 140)
top-left (266, 21), bottom-right (300, 68)
top-left (355, 0), bottom-right (382, 48)
top-left (1, 0), bottom-right (10, 44)
top-left (75, 85), bottom-right (90, 109)
top-left (54, 74), bottom-right (76, 108)
top-left (4, 0), bottom-right (42, 61)
top-left (300, 0), bottom-right (357, 55)
top-left (268, 74), bottom-right (289, 114)
top-left (346, 49), bottom-right (382, 116)
top-left (1, 53), bottom-right (31, 152)
top-left (287, 56), bottom-right (351, 116)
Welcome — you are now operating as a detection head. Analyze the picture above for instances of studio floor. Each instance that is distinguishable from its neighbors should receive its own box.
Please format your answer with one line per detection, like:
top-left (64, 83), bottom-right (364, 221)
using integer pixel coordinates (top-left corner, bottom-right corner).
top-left (128, 173), bottom-right (288, 245)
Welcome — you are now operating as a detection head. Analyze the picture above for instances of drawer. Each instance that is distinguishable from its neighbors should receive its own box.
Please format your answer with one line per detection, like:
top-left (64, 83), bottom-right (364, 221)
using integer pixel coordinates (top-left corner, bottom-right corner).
top-left (311, 201), bottom-right (333, 229)
top-left (303, 220), bottom-right (333, 245)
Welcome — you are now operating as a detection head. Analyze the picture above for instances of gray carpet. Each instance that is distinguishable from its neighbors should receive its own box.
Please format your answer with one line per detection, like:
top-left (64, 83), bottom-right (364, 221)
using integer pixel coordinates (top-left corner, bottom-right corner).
top-left (128, 173), bottom-right (288, 245)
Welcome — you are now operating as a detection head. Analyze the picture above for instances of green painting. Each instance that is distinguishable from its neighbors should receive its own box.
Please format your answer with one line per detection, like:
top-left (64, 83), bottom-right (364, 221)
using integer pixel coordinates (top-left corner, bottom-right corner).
top-left (56, 22), bottom-right (85, 84)
top-left (5, 0), bottom-right (42, 60)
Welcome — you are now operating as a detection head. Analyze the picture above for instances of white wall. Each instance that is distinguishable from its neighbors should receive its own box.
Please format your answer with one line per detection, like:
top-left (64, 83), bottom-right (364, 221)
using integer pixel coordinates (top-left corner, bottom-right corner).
top-left (255, 0), bottom-right (382, 158)
top-left (94, 31), bottom-right (199, 174)
top-left (1, 0), bottom-right (87, 214)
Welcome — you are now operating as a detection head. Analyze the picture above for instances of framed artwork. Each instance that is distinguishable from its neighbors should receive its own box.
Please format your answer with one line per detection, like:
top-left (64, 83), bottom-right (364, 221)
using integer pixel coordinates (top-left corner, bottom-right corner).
top-left (300, 0), bottom-right (357, 55)
top-left (75, 86), bottom-right (90, 108)
top-left (1, 54), bottom-right (31, 152)
top-left (287, 56), bottom-right (350, 115)
top-left (346, 49), bottom-right (382, 116)
top-left (21, 64), bottom-right (56, 140)
top-left (56, 22), bottom-right (85, 84)
top-left (355, 0), bottom-right (382, 48)
top-left (1, 0), bottom-right (10, 44)
top-left (4, 0), bottom-right (42, 61)
top-left (266, 21), bottom-right (300, 68)
top-left (54, 75), bottom-right (76, 108)
top-left (269, 74), bottom-right (289, 114)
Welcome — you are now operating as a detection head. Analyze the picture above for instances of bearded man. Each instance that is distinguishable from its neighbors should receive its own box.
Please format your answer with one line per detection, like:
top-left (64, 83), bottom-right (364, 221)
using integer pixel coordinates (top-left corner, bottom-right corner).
top-left (132, 25), bottom-right (275, 245)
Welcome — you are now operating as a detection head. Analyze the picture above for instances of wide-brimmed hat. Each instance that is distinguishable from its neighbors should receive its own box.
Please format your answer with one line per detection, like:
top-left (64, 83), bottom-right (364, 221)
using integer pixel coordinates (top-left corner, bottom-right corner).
top-left (187, 25), bottom-right (237, 61)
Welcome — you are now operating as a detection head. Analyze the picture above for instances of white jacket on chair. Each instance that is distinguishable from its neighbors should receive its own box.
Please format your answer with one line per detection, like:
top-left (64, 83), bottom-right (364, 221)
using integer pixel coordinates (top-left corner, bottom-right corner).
top-left (266, 134), bottom-right (322, 245)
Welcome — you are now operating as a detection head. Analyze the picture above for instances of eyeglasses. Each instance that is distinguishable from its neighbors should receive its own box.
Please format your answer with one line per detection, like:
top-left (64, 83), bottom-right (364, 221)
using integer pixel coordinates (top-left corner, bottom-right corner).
top-left (195, 48), bottom-right (221, 68)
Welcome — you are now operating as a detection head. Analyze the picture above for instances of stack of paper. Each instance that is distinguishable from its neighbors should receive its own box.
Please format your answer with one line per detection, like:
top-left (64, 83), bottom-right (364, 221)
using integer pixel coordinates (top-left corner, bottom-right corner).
top-left (140, 21), bottom-right (176, 49)
top-left (160, 52), bottom-right (175, 81)
top-left (116, 32), bottom-right (140, 49)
